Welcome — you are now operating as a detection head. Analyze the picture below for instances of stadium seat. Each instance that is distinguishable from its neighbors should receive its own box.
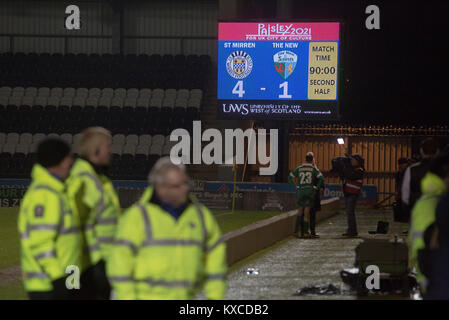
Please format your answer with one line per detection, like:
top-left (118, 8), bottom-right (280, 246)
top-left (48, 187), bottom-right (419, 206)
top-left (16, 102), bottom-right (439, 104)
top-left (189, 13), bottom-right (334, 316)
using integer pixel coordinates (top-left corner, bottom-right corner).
top-left (136, 97), bottom-right (150, 109)
top-left (19, 133), bottom-right (33, 145)
top-left (34, 96), bottom-right (48, 108)
top-left (139, 88), bottom-right (151, 99)
top-left (12, 86), bottom-right (25, 97)
top-left (114, 88), bottom-right (127, 99)
top-left (56, 91), bottom-right (71, 105)
top-left (138, 134), bottom-right (152, 147)
top-left (72, 97), bottom-right (86, 108)
top-left (112, 134), bottom-right (125, 146)
top-left (98, 96), bottom-right (111, 108)
top-left (63, 87), bottom-right (76, 98)
top-left (33, 133), bottom-right (46, 143)
top-left (21, 96), bottom-right (34, 108)
top-left (125, 134), bottom-right (138, 146)
top-left (50, 87), bottom-right (63, 98)
top-left (6, 132), bottom-right (20, 145)
top-left (127, 88), bottom-right (139, 99)
top-left (152, 88), bottom-right (164, 100)
top-left (112, 142), bottom-right (123, 156)
top-left (37, 87), bottom-right (50, 97)
top-left (111, 97), bottom-right (124, 108)
top-left (152, 134), bottom-right (165, 147)
top-left (60, 133), bottom-right (72, 145)
top-left (177, 89), bottom-right (189, 100)
top-left (162, 144), bottom-right (172, 156)
top-left (8, 96), bottom-right (22, 107)
top-left (2, 143), bottom-right (16, 155)
top-left (73, 133), bottom-right (81, 146)
top-left (88, 88), bottom-right (101, 98)
top-left (0, 96), bottom-right (9, 108)
top-left (85, 97), bottom-right (98, 108)
top-left (101, 88), bottom-right (114, 98)
top-left (165, 88), bottom-right (177, 99)
top-left (0, 132), bottom-right (6, 145)
top-left (75, 88), bottom-right (89, 99)
top-left (24, 87), bottom-right (38, 97)
top-left (0, 86), bottom-right (12, 97)
top-left (47, 97), bottom-right (60, 108)
top-left (124, 97), bottom-right (136, 108)
top-left (47, 133), bottom-right (59, 139)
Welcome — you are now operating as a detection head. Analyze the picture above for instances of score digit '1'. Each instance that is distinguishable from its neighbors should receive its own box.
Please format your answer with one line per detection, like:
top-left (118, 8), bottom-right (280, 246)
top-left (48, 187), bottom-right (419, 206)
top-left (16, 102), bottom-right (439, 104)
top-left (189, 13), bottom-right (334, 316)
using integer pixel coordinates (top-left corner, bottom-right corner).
top-left (279, 81), bottom-right (291, 99)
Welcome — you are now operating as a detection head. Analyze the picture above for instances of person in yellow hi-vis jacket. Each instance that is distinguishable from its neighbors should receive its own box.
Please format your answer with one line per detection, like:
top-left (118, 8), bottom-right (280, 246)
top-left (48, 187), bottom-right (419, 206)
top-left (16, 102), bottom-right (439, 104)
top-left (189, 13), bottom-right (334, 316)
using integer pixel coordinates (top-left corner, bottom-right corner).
top-left (67, 127), bottom-right (121, 299)
top-left (18, 138), bottom-right (82, 300)
top-left (107, 157), bottom-right (227, 300)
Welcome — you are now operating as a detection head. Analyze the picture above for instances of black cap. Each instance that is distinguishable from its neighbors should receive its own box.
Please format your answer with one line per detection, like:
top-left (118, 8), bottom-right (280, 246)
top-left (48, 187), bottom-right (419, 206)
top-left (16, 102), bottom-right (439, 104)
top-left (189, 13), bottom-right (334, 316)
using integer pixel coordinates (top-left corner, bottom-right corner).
top-left (37, 138), bottom-right (71, 168)
top-left (398, 157), bottom-right (408, 165)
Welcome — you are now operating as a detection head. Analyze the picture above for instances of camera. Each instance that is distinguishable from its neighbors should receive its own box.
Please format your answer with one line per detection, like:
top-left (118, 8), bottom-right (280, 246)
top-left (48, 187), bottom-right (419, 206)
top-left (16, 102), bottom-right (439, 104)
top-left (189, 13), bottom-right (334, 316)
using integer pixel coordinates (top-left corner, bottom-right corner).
top-left (331, 156), bottom-right (351, 177)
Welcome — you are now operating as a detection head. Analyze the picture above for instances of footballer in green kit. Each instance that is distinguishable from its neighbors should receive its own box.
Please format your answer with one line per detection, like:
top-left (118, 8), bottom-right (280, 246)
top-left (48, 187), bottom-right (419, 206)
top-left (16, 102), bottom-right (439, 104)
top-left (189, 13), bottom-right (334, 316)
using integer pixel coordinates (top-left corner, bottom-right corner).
top-left (288, 152), bottom-right (324, 238)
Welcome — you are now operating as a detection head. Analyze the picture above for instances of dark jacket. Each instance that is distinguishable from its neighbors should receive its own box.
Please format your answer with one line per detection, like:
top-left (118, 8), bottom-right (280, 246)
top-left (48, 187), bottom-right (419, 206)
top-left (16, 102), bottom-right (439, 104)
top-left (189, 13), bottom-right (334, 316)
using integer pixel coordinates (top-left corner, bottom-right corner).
top-left (342, 166), bottom-right (365, 196)
top-left (395, 169), bottom-right (406, 200)
top-left (425, 191), bottom-right (449, 299)
top-left (409, 158), bottom-right (433, 209)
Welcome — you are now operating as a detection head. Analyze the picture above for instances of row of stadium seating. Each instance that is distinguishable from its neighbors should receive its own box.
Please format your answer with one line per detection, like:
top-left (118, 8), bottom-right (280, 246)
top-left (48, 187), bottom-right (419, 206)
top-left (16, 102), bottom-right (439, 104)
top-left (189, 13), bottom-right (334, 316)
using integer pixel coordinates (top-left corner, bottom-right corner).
top-left (0, 133), bottom-right (186, 180)
top-left (0, 107), bottom-right (197, 135)
top-left (0, 52), bottom-right (211, 89)
top-left (0, 87), bottom-right (202, 134)
top-left (0, 87), bottom-right (202, 111)
top-left (0, 87), bottom-right (202, 101)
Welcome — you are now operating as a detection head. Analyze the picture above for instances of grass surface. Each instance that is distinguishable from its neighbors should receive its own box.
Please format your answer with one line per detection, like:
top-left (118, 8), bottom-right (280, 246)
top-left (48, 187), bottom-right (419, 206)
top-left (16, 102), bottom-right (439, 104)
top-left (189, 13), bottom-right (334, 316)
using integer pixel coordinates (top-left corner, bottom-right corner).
top-left (213, 210), bottom-right (283, 234)
top-left (0, 280), bottom-right (26, 300)
top-left (0, 207), bottom-right (23, 300)
top-left (0, 207), bottom-right (20, 269)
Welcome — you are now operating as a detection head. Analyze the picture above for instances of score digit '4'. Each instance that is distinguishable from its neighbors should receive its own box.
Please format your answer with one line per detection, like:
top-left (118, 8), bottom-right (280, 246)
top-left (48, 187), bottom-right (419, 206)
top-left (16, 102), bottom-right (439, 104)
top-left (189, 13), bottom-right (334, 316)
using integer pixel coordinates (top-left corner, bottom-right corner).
top-left (232, 81), bottom-right (292, 99)
top-left (232, 81), bottom-right (245, 98)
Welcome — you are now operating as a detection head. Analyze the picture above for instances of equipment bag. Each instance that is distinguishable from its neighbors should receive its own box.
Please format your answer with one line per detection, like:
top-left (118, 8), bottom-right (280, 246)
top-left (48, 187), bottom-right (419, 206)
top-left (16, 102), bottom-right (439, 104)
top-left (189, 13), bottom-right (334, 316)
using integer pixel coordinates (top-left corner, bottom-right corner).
top-left (355, 239), bottom-right (408, 276)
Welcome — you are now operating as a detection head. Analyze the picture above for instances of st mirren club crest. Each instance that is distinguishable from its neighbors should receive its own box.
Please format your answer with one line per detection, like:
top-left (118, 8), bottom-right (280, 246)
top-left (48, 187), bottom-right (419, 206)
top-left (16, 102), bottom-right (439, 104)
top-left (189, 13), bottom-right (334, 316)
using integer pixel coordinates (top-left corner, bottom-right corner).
top-left (226, 51), bottom-right (253, 79)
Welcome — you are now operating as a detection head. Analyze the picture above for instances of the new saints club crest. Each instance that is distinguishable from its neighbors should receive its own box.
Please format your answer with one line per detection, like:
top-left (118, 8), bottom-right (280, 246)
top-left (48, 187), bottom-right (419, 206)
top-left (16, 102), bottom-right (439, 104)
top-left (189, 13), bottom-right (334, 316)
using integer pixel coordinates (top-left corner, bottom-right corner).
top-left (273, 50), bottom-right (297, 79)
top-left (226, 51), bottom-right (253, 79)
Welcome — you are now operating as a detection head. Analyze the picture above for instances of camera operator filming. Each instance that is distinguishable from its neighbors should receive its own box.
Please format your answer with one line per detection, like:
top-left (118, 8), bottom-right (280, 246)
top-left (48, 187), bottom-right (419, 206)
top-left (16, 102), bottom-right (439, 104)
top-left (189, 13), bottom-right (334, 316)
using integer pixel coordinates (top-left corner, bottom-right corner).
top-left (332, 154), bottom-right (365, 237)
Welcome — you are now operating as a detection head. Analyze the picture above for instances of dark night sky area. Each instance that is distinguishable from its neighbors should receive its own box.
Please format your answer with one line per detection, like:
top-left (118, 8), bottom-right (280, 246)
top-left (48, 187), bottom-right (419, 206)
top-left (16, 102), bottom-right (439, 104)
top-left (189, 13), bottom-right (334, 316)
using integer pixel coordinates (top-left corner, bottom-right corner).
top-left (239, 0), bottom-right (449, 125)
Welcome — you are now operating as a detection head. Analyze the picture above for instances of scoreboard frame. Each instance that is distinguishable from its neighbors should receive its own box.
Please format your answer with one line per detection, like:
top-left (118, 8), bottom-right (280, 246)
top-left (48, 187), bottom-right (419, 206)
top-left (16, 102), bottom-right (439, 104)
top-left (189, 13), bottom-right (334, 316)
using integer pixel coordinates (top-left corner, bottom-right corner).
top-left (216, 19), bottom-right (345, 122)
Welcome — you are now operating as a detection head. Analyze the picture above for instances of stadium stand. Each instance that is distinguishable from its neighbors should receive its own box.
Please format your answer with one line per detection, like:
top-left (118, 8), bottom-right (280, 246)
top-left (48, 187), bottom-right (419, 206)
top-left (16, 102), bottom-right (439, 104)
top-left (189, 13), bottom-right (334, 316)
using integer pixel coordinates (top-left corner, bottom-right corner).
top-left (0, 132), bottom-right (185, 180)
top-left (0, 52), bottom-right (210, 180)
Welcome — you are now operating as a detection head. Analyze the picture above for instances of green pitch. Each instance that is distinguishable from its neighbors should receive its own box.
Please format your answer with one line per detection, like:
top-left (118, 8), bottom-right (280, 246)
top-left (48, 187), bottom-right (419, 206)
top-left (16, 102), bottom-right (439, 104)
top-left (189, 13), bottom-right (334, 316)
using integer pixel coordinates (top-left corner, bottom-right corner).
top-left (0, 206), bottom-right (283, 300)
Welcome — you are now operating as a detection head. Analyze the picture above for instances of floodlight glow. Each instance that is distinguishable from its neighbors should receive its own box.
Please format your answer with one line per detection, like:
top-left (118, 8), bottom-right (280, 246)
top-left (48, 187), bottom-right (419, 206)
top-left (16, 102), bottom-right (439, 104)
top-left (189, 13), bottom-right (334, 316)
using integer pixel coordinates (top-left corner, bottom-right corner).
top-left (337, 138), bottom-right (345, 145)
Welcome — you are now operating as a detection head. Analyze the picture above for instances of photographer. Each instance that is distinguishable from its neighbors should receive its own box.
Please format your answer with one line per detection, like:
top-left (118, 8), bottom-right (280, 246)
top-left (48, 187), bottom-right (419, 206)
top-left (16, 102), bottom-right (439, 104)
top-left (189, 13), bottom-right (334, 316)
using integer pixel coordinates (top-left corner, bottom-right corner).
top-left (337, 154), bottom-right (365, 237)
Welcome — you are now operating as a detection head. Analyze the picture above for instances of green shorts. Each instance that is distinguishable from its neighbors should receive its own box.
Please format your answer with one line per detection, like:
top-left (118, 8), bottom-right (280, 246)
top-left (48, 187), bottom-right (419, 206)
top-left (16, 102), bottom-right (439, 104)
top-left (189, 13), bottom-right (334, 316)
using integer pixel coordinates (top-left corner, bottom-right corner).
top-left (296, 188), bottom-right (316, 207)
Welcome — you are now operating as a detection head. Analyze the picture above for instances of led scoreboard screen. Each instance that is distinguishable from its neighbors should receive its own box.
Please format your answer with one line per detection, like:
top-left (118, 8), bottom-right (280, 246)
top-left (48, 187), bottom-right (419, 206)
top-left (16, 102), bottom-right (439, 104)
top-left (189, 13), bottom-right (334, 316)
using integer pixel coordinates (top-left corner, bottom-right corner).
top-left (217, 22), bottom-right (340, 120)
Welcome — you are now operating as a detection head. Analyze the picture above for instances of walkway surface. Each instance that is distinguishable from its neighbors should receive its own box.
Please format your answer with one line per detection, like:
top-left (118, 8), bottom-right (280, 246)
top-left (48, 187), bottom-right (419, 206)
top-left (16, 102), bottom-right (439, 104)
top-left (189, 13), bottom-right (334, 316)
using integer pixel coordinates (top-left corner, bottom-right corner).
top-left (226, 209), bottom-right (408, 300)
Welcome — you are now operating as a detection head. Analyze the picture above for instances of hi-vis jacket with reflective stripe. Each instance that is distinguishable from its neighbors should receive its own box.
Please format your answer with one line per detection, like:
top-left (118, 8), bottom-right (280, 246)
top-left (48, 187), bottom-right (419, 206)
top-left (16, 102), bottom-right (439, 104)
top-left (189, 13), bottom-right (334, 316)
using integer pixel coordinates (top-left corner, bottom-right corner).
top-left (409, 171), bottom-right (447, 285)
top-left (67, 158), bottom-right (121, 268)
top-left (18, 164), bottom-right (83, 292)
top-left (107, 187), bottom-right (227, 300)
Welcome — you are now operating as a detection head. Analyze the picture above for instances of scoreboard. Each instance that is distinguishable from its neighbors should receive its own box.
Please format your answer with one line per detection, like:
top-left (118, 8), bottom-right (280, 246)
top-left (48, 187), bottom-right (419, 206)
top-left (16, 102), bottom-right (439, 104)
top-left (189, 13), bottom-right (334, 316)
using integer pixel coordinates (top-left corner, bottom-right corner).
top-left (217, 22), bottom-right (340, 120)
